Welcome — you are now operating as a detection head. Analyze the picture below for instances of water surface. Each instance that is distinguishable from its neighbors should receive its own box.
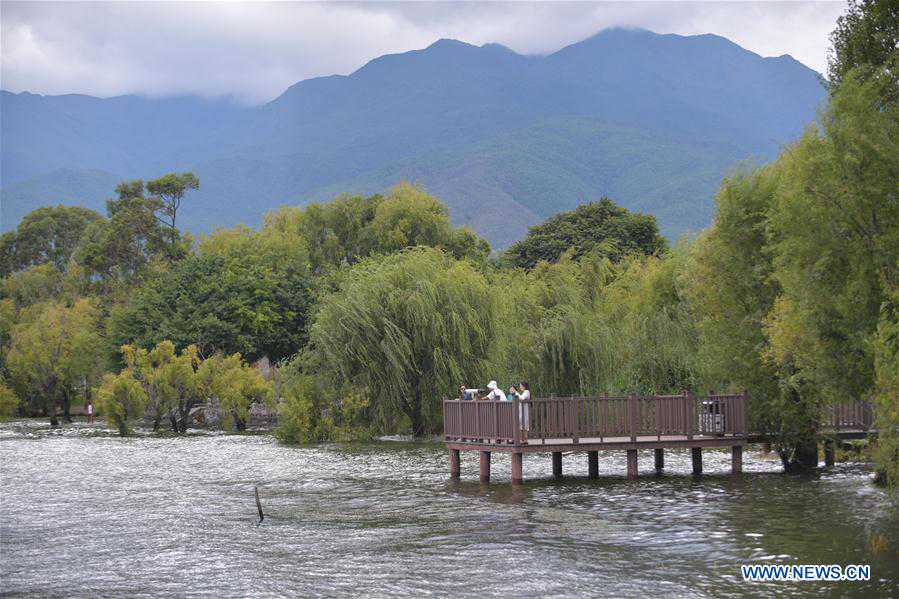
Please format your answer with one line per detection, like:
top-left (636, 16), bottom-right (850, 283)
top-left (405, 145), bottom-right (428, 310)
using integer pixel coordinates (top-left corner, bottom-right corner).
top-left (1, 420), bottom-right (897, 597)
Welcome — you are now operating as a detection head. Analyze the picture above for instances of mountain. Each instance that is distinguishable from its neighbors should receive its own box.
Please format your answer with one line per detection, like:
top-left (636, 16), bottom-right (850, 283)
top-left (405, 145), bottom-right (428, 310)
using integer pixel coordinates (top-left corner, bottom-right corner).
top-left (0, 27), bottom-right (826, 245)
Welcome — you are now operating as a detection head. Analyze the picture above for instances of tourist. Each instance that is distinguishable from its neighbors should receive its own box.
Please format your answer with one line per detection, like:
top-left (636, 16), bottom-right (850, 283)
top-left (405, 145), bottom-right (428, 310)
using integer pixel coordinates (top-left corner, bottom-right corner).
top-left (480, 380), bottom-right (506, 401)
top-left (459, 384), bottom-right (479, 401)
top-left (509, 382), bottom-right (531, 439)
top-left (86, 399), bottom-right (94, 424)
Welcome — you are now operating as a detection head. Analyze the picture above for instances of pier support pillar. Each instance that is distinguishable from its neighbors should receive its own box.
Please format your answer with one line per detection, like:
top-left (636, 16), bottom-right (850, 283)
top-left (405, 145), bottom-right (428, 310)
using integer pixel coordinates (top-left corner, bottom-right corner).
top-left (587, 451), bottom-right (599, 479)
top-left (552, 451), bottom-right (563, 479)
top-left (450, 449), bottom-right (460, 479)
top-left (824, 439), bottom-right (835, 468)
top-left (731, 445), bottom-right (742, 474)
top-left (691, 447), bottom-right (703, 475)
top-left (654, 448), bottom-right (664, 474)
top-left (479, 451), bottom-right (491, 483)
top-left (511, 452), bottom-right (523, 484)
top-left (626, 449), bottom-right (638, 480)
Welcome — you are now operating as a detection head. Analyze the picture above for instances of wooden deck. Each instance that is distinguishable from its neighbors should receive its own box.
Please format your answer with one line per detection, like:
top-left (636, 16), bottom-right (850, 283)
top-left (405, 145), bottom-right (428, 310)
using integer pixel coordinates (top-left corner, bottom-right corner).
top-left (443, 393), bottom-right (877, 483)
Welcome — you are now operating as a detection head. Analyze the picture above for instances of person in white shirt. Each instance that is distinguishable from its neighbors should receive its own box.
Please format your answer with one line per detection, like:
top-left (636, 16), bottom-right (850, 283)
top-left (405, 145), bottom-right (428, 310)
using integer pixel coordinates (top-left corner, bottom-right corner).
top-left (509, 381), bottom-right (531, 439)
top-left (481, 380), bottom-right (507, 401)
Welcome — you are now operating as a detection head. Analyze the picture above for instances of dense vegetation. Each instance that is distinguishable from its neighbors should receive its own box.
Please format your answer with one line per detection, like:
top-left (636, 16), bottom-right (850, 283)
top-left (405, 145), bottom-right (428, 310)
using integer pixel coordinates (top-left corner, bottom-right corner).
top-left (0, 2), bottom-right (895, 495)
top-left (503, 199), bottom-right (666, 268)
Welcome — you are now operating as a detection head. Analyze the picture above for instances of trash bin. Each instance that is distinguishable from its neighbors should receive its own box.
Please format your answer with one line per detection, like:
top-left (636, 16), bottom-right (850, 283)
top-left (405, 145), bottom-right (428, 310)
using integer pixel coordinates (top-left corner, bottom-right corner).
top-left (699, 400), bottom-right (725, 434)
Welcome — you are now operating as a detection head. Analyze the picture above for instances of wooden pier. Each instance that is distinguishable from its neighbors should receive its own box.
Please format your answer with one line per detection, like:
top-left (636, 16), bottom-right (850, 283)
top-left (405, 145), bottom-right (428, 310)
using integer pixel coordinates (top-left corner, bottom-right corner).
top-left (443, 392), bottom-right (876, 483)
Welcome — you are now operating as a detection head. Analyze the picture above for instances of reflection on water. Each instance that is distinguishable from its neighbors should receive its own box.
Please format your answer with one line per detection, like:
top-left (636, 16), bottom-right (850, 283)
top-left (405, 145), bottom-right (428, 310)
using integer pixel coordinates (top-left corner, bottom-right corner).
top-left (1, 420), bottom-right (897, 597)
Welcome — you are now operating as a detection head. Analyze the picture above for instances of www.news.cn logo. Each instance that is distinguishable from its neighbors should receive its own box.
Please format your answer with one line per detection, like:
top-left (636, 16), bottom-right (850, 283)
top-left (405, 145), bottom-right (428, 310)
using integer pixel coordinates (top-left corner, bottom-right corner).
top-left (741, 564), bottom-right (871, 582)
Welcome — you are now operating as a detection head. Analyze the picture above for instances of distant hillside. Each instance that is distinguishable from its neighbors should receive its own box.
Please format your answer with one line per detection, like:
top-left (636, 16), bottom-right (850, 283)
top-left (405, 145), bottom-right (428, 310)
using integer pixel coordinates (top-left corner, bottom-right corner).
top-left (0, 27), bottom-right (825, 245)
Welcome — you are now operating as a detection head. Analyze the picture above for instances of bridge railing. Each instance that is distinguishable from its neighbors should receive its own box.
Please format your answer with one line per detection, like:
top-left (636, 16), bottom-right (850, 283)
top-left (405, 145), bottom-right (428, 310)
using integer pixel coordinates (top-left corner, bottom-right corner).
top-left (443, 392), bottom-right (747, 444)
top-left (826, 401), bottom-right (875, 431)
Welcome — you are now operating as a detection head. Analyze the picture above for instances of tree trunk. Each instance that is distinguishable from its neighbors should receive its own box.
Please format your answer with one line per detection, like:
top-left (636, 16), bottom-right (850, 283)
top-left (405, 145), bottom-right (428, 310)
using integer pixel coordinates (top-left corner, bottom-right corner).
top-left (233, 409), bottom-right (246, 432)
top-left (405, 392), bottom-right (424, 437)
top-left (62, 390), bottom-right (72, 423)
top-left (779, 436), bottom-right (819, 473)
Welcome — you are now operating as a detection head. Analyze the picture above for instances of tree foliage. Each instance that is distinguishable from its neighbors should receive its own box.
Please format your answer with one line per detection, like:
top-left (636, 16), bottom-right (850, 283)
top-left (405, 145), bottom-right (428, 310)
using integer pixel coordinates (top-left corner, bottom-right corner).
top-left (827, 0), bottom-right (899, 90)
top-left (99, 341), bottom-right (273, 435)
top-left (198, 352), bottom-right (272, 431)
top-left (0, 205), bottom-right (102, 277)
top-left (95, 370), bottom-right (147, 436)
top-left (5, 299), bottom-right (107, 422)
top-left (146, 172), bottom-right (200, 254)
top-left (0, 378), bottom-right (20, 421)
top-left (109, 224), bottom-right (313, 363)
top-left (293, 247), bottom-right (502, 437)
top-left (504, 199), bottom-right (666, 269)
top-left (74, 179), bottom-right (187, 292)
top-left (266, 182), bottom-right (489, 273)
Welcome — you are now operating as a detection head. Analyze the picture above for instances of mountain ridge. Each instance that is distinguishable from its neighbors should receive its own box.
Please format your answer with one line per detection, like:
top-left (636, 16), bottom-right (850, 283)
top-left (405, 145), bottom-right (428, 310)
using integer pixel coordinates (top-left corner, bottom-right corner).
top-left (0, 27), bottom-right (826, 245)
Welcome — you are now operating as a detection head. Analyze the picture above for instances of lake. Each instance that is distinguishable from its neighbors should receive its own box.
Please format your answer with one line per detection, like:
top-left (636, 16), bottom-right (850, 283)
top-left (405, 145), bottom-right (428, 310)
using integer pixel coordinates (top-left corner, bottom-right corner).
top-left (1, 420), bottom-right (897, 597)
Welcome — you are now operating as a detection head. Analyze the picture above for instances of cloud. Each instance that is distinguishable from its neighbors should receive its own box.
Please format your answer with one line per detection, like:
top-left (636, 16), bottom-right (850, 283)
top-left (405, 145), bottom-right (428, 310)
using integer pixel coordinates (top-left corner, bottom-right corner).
top-left (0, 1), bottom-right (846, 104)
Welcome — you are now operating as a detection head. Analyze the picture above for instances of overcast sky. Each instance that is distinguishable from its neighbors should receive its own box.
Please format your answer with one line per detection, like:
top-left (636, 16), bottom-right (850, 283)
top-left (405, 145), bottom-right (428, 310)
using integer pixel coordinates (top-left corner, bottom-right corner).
top-left (1, 1), bottom-right (846, 104)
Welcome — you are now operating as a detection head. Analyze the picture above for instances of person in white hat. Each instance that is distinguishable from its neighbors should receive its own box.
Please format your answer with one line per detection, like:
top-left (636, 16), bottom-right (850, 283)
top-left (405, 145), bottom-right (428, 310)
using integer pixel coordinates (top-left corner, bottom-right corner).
top-left (480, 380), bottom-right (507, 401)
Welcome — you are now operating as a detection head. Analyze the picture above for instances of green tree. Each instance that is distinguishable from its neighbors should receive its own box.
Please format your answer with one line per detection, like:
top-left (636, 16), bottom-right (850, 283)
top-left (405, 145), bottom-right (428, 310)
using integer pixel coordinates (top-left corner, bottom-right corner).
top-left (306, 247), bottom-right (502, 436)
top-left (267, 183), bottom-right (489, 273)
top-left (5, 299), bottom-right (107, 424)
top-left (872, 287), bottom-right (899, 494)
top-left (0, 378), bottom-right (20, 420)
top-left (75, 179), bottom-right (186, 291)
top-left (2, 263), bottom-right (64, 309)
top-left (0, 205), bottom-right (102, 277)
top-left (95, 370), bottom-right (147, 436)
top-left (828, 0), bottom-right (899, 90)
top-left (504, 198), bottom-right (666, 269)
top-left (109, 225), bottom-right (313, 363)
top-left (764, 64), bottom-right (899, 468)
top-left (146, 172), bottom-right (200, 256)
top-left (198, 352), bottom-right (272, 431)
top-left (683, 168), bottom-right (784, 435)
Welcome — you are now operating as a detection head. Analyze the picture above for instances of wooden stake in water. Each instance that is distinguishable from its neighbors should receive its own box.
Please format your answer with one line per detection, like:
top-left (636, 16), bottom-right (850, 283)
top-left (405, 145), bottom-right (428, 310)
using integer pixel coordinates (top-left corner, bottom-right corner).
top-left (255, 485), bottom-right (264, 525)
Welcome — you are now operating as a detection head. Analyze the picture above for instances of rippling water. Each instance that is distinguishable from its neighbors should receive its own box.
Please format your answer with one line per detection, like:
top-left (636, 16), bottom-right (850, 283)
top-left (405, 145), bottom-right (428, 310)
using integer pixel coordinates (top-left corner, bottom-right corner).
top-left (1, 420), bottom-right (897, 597)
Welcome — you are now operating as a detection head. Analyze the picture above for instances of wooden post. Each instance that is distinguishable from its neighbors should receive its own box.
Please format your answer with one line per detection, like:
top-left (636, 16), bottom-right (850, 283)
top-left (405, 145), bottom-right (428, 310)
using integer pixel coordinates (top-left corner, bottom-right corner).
top-left (628, 394), bottom-right (637, 442)
top-left (571, 395), bottom-right (579, 444)
top-left (731, 445), bottom-right (743, 474)
top-left (511, 452), bottom-right (523, 484)
top-left (552, 451), bottom-right (562, 479)
top-left (654, 448), bottom-right (664, 473)
top-left (479, 451), bottom-right (491, 483)
top-left (626, 449), bottom-right (638, 480)
top-left (450, 449), bottom-right (461, 479)
top-left (691, 447), bottom-right (702, 475)
top-left (588, 451), bottom-right (598, 479)
top-left (824, 439), bottom-right (835, 468)
top-left (512, 394), bottom-right (521, 446)
top-left (686, 391), bottom-right (694, 440)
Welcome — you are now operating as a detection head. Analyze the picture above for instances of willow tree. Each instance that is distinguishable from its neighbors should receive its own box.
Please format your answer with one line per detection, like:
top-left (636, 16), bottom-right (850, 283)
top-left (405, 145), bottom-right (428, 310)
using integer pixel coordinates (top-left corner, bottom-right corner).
top-left (309, 247), bottom-right (502, 436)
top-left (764, 62), bottom-right (899, 472)
top-left (262, 183), bottom-right (489, 274)
top-left (599, 250), bottom-right (701, 394)
top-left (502, 253), bottom-right (612, 397)
top-left (198, 352), bottom-right (272, 431)
top-left (5, 298), bottom-right (107, 424)
top-left (683, 167), bottom-right (784, 435)
top-left (95, 370), bottom-right (147, 436)
top-left (0, 378), bottom-right (19, 420)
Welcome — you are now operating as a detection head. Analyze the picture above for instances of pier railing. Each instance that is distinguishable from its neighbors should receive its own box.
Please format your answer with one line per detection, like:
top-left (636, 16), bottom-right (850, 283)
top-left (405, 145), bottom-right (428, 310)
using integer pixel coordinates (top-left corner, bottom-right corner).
top-left (826, 401), bottom-right (875, 431)
top-left (443, 392), bottom-right (747, 444)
